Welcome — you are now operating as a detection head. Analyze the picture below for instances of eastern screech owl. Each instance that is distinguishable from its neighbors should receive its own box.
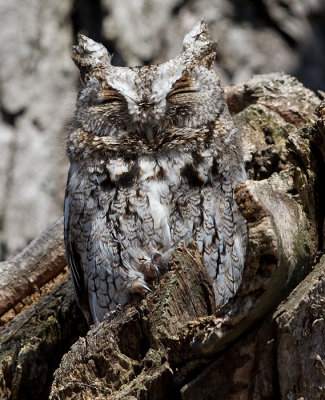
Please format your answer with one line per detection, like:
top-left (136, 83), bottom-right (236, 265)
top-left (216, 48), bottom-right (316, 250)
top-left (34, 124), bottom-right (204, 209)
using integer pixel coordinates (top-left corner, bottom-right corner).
top-left (64, 20), bottom-right (247, 324)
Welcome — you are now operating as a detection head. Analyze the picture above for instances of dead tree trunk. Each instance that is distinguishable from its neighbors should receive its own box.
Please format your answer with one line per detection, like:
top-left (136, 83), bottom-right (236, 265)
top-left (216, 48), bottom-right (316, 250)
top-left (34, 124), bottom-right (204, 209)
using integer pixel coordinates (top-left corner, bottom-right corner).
top-left (1, 72), bottom-right (324, 400)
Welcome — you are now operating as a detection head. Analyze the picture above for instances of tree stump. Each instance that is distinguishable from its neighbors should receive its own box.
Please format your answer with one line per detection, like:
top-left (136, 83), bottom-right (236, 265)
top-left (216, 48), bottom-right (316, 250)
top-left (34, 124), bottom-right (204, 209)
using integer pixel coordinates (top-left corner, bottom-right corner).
top-left (1, 72), bottom-right (324, 400)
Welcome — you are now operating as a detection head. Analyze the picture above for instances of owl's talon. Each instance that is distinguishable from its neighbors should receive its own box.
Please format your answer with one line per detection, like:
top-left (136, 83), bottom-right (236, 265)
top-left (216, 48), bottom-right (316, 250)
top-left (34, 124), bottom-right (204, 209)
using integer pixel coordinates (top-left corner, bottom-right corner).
top-left (154, 265), bottom-right (161, 282)
top-left (132, 281), bottom-right (153, 295)
top-left (151, 252), bottom-right (162, 282)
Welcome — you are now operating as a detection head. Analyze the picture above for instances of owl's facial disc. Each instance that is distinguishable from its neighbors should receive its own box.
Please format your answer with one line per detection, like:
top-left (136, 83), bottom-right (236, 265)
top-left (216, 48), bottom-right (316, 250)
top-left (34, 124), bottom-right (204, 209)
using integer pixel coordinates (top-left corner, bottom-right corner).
top-left (73, 19), bottom-right (221, 149)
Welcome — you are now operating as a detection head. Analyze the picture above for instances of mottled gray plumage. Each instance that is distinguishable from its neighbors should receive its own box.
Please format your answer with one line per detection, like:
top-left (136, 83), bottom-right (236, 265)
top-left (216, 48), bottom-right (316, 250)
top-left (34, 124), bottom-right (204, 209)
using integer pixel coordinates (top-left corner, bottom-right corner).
top-left (64, 21), bottom-right (247, 324)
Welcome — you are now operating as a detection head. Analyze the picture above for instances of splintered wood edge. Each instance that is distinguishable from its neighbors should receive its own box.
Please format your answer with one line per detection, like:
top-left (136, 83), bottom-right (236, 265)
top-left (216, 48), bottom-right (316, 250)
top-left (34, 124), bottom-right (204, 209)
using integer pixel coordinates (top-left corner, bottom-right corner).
top-left (0, 217), bottom-right (66, 317)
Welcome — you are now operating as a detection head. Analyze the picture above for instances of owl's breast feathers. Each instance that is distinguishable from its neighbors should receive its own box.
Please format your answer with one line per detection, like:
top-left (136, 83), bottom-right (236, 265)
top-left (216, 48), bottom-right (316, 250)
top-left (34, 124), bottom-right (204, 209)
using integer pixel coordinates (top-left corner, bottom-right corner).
top-left (65, 138), bottom-right (246, 322)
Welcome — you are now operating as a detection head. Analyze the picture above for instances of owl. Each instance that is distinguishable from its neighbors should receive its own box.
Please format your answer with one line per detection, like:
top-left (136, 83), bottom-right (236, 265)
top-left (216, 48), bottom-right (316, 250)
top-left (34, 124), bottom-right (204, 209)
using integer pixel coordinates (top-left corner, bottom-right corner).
top-left (64, 20), bottom-right (247, 325)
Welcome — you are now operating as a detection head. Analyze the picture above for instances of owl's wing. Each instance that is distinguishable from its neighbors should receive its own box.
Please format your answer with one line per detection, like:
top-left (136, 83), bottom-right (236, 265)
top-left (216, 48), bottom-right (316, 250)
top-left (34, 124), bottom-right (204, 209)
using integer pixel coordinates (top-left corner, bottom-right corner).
top-left (177, 178), bottom-right (246, 308)
top-left (64, 166), bottom-right (93, 324)
top-left (64, 166), bottom-right (136, 324)
top-left (199, 184), bottom-right (247, 307)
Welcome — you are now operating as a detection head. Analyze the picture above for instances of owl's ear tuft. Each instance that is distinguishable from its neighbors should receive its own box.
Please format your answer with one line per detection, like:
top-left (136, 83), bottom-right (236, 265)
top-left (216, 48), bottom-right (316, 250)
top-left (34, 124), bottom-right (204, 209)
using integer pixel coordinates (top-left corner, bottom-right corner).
top-left (182, 19), bottom-right (217, 68)
top-left (72, 34), bottom-right (112, 83)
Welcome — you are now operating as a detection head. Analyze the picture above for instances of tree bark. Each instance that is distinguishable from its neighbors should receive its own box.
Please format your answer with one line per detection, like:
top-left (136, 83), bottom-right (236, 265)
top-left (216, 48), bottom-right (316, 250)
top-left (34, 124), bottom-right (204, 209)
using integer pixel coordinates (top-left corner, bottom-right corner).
top-left (0, 277), bottom-right (87, 400)
top-left (1, 72), bottom-right (324, 400)
top-left (0, 217), bottom-right (65, 317)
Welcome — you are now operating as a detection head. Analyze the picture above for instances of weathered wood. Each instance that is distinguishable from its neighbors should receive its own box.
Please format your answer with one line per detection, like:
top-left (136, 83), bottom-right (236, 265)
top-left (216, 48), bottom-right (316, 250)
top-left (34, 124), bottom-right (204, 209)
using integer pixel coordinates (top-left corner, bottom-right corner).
top-left (0, 217), bottom-right (65, 316)
top-left (180, 255), bottom-right (325, 399)
top-left (276, 255), bottom-right (325, 399)
top-left (0, 277), bottom-right (87, 400)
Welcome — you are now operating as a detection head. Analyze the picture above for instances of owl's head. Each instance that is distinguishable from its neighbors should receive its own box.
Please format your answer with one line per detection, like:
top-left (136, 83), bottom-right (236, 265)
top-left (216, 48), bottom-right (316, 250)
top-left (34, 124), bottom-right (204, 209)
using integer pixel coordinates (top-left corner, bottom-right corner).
top-left (72, 20), bottom-right (223, 155)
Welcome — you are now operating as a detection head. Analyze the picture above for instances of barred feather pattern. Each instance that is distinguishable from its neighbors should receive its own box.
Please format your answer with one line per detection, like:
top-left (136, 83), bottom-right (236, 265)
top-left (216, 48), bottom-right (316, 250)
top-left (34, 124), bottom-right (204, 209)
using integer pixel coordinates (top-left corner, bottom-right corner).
top-left (64, 21), bottom-right (247, 324)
